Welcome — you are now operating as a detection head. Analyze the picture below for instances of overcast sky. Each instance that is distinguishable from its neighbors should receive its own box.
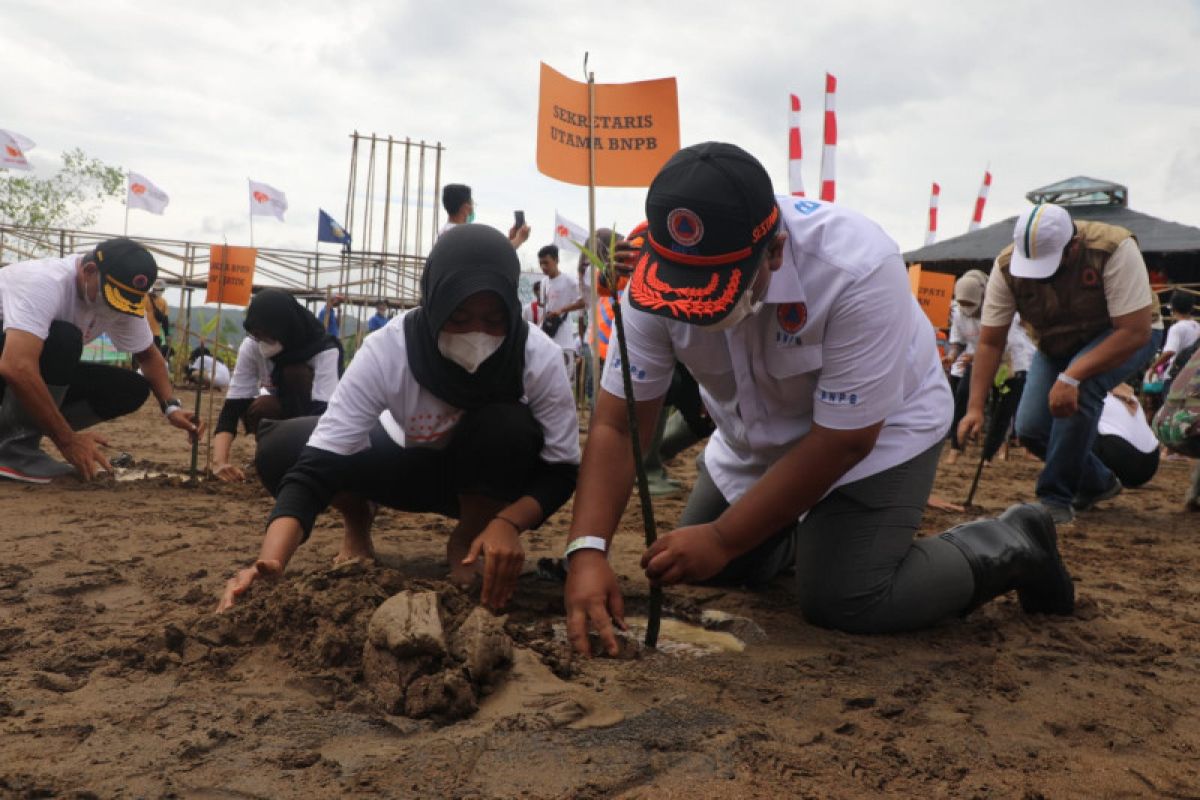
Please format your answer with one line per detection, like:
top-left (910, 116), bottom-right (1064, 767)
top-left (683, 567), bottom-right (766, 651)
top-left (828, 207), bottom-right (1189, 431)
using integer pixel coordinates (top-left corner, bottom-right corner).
top-left (5, 0), bottom-right (1200, 281)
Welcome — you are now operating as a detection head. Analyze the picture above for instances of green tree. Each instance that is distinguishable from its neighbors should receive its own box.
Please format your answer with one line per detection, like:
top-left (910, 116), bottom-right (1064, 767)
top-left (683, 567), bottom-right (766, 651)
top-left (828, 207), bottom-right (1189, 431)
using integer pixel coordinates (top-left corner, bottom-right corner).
top-left (0, 148), bottom-right (124, 229)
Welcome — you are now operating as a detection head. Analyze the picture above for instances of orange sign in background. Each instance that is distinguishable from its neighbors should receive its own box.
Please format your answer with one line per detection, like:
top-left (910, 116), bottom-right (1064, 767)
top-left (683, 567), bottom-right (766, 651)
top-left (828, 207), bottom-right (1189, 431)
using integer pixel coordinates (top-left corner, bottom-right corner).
top-left (206, 245), bottom-right (256, 306)
top-left (536, 62), bottom-right (680, 187)
top-left (907, 264), bottom-right (956, 329)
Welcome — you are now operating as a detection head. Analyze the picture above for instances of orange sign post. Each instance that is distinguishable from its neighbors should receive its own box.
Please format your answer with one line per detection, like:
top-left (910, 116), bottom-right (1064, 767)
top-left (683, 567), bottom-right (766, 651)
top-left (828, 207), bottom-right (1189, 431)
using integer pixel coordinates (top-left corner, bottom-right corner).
top-left (908, 264), bottom-right (955, 330)
top-left (536, 62), bottom-right (680, 187)
top-left (201, 245), bottom-right (257, 472)
top-left (205, 245), bottom-right (256, 306)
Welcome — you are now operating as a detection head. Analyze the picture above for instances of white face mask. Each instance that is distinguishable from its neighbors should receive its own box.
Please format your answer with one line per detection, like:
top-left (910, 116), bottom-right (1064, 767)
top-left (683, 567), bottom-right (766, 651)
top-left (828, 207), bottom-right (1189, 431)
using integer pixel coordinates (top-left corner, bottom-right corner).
top-left (438, 331), bottom-right (504, 374)
top-left (703, 290), bottom-right (763, 333)
top-left (257, 339), bottom-right (284, 359)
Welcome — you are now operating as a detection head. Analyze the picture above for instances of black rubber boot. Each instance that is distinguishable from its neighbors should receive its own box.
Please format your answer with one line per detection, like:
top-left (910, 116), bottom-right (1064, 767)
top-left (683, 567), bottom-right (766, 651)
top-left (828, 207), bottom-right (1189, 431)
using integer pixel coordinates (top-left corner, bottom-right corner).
top-left (0, 386), bottom-right (76, 484)
top-left (940, 503), bottom-right (1075, 616)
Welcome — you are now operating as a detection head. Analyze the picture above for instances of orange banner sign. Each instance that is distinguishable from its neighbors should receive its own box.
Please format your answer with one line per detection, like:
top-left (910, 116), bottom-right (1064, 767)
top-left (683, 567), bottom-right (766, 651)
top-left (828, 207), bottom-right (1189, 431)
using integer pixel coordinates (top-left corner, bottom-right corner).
top-left (908, 264), bottom-right (955, 329)
top-left (206, 245), bottom-right (256, 306)
top-left (536, 62), bottom-right (680, 187)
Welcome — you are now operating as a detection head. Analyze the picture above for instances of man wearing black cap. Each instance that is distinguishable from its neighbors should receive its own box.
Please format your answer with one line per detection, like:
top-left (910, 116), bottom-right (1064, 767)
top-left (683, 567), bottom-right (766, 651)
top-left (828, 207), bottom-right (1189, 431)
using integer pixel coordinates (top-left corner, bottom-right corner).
top-left (0, 238), bottom-right (202, 482)
top-left (564, 142), bottom-right (1076, 654)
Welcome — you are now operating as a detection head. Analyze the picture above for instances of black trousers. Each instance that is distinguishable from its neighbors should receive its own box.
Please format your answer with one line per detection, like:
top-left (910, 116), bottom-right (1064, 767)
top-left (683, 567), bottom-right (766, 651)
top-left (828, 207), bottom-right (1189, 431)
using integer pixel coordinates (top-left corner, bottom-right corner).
top-left (0, 322), bottom-right (149, 423)
top-left (1094, 434), bottom-right (1160, 488)
top-left (256, 402), bottom-right (545, 531)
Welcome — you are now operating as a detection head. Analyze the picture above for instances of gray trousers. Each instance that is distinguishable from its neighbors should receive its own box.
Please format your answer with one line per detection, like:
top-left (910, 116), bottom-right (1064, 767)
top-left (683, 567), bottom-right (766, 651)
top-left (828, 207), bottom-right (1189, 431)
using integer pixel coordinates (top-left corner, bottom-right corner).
top-left (681, 441), bottom-right (974, 634)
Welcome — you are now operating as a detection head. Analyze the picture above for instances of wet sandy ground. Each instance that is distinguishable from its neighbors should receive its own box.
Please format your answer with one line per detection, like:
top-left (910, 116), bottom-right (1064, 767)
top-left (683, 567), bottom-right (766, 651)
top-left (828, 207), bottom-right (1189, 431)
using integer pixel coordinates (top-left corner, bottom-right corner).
top-left (2, 396), bottom-right (1199, 798)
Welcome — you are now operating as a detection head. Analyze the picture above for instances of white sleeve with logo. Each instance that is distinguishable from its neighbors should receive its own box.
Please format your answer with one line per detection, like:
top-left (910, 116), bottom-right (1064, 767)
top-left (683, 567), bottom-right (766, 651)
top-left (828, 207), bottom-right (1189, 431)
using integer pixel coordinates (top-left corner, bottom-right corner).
top-left (813, 256), bottom-right (917, 430)
top-left (599, 295), bottom-right (676, 402)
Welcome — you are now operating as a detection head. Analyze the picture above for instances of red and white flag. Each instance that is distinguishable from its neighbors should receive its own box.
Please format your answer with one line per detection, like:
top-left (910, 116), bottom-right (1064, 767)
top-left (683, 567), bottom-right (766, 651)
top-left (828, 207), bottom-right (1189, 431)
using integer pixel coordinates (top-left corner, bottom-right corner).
top-left (819, 73), bottom-right (837, 202)
top-left (554, 211), bottom-right (588, 253)
top-left (969, 170), bottom-right (992, 231)
top-left (127, 171), bottom-right (169, 215)
top-left (925, 182), bottom-right (940, 246)
top-left (0, 129), bottom-right (33, 171)
top-left (248, 179), bottom-right (288, 221)
top-left (788, 94), bottom-right (805, 197)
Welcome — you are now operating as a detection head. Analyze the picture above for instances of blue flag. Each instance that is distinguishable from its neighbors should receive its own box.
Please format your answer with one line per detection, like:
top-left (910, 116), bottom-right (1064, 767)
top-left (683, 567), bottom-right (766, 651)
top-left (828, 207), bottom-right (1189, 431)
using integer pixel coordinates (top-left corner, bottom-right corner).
top-left (318, 209), bottom-right (351, 247)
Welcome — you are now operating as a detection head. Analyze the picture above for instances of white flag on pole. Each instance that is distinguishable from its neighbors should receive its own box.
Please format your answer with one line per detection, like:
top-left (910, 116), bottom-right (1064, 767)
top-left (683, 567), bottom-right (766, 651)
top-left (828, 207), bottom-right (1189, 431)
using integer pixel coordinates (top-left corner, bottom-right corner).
top-left (0, 130), bottom-right (33, 171)
top-left (248, 179), bottom-right (288, 221)
top-left (127, 171), bottom-right (170, 215)
top-left (554, 211), bottom-right (588, 253)
top-left (1, 130), bottom-right (35, 152)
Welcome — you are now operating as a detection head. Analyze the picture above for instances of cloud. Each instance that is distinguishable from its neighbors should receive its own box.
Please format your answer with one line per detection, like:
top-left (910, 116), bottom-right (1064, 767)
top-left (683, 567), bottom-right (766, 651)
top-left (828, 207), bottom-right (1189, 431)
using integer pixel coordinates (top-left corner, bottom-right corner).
top-left (3, 0), bottom-right (1199, 279)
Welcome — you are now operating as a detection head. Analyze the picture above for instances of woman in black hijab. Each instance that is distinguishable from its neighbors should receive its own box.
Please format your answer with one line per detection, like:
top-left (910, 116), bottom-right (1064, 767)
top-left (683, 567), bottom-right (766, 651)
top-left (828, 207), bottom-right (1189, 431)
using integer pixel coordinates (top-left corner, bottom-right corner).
top-left (210, 289), bottom-right (343, 482)
top-left (218, 225), bottom-right (581, 613)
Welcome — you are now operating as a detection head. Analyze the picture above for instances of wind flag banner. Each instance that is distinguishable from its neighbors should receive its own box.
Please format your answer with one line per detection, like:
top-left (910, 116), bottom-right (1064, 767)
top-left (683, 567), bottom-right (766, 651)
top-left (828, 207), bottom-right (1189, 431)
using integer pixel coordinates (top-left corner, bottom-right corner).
top-left (127, 172), bottom-right (169, 215)
top-left (0, 130), bottom-right (32, 171)
top-left (536, 62), bottom-right (680, 187)
top-left (819, 73), bottom-right (837, 202)
top-left (1, 130), bottom-right (35, 152)
top-left (554, 211), bottom-right (589, 253)
top-left (969, 170), bottom-right (992, 231)
top-left (925, 182), bottom-right (940, 246)
top-left (248, 180), bottom-right (288, 221)
top-left (206, 245), bottom-right (257, 306)
top-left (317, 209), bottom-right (351, 246)
top-left (788, 94), bottom-right (805, 197)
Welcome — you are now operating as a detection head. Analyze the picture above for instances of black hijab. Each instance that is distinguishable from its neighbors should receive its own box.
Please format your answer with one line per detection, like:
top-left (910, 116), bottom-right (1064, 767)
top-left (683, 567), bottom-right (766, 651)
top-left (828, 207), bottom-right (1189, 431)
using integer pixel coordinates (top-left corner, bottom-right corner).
top-left (404, 224), bottom-right (528, 410)
top-left (243, 288), bottom-right (343, 381)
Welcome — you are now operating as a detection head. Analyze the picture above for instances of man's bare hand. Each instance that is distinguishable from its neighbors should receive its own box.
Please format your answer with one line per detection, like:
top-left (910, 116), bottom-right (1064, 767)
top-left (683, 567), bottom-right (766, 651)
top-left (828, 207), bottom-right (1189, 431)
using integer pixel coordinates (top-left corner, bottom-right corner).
top-left (56, 431), bottom-right (111, 480)
top-left (1048, 379), bottom-right (1079, 418)
top-left (640, 524), bottom-right (731, 586)
top-left (564, 550), bottom-right (626, 657)
top-left (957, 408), bottom-right (984, 445)
top-left (167, 408), bottom-right (204, 443)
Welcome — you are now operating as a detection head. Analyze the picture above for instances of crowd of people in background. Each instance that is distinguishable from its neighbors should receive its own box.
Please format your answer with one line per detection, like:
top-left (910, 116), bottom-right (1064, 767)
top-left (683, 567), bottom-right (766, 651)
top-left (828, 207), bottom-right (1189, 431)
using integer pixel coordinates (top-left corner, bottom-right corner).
top-left (3, 146), bottom-right (1200, 658)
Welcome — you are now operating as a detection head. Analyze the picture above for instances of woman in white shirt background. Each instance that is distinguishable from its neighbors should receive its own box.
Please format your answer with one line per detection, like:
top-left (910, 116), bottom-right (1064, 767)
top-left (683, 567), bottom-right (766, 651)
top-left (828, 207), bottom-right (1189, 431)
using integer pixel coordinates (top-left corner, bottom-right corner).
top-left (209, 289), bottom-right (343, 481)
top-left (217, 225), bottom-right (580, 613)
top-left (1150, 291), bottom-right (1200, 391)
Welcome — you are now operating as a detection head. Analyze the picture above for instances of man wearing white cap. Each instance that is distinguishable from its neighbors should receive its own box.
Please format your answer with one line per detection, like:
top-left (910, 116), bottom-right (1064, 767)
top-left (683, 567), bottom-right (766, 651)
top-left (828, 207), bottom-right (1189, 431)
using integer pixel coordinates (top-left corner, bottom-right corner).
top-left (959, 204), bottom-right (1159, 524)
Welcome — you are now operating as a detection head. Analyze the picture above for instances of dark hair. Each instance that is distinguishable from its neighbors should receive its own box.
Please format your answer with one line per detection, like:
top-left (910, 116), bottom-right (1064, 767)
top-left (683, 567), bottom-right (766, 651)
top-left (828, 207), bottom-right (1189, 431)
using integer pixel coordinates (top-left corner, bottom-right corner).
top-left (1170, 290), bottom-right (1195, 316)
top-left (442, 184), bottom-right (472, 216)
top-left (537, 244), bottom-right (559, 261)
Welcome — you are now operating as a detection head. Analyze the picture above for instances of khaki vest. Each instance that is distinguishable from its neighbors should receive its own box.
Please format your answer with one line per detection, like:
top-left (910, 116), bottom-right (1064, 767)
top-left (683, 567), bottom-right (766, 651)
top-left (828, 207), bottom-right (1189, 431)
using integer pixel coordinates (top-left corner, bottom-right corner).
top-left (998, 221), bottom-right (1131, 359)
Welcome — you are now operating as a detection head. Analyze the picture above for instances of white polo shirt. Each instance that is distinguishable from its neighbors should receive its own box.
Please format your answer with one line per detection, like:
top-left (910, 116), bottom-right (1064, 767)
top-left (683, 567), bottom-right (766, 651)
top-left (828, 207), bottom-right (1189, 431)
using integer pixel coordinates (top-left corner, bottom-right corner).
top-left (540, 271), bottom-right (580, 350)
top-left (226, 336), bottom-right (341, 402)
top-left (0, 255), bottom-right (153, 353)
top-left (602, 196), bottom-right (952, 504)
top-left (307, 313), bottom-right (580, 469)
top-left (947, 302), bottom-right (982, 379)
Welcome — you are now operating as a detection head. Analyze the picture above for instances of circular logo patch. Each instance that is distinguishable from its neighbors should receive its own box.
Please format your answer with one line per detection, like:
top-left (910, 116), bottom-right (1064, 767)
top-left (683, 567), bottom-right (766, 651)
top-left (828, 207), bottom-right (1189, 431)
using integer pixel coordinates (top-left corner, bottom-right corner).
top-left (133, 274), bottom-right (150, 290)
top-left (666, 208), bottom-right (704, 247)
top-left (1081, 267), bottom-right (1099, 287)
top-left (777, 302), bottom-right (807, 334)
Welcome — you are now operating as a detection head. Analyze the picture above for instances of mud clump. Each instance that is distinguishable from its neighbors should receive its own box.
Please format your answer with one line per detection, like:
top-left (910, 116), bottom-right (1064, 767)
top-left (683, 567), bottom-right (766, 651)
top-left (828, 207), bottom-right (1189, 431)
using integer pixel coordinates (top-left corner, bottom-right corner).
top-left (363, 591), bottom-right (513, 721)
top-left (179, 563), bottom-right (514, 722)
